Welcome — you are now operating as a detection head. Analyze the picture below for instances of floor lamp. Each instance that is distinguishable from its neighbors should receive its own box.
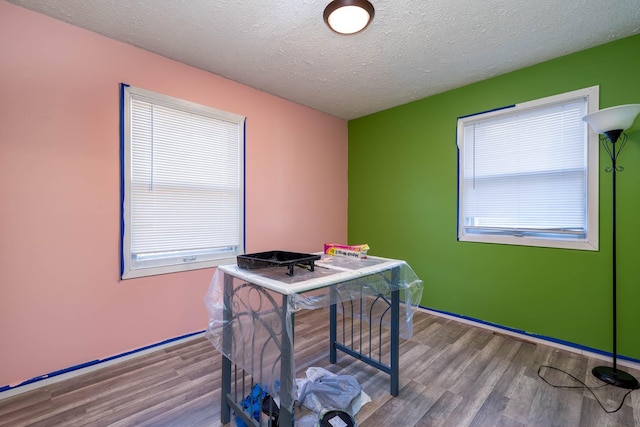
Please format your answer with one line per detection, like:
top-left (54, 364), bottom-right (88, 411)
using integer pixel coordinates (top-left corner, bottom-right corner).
top-left (583, 104), bottom-right (640, 389)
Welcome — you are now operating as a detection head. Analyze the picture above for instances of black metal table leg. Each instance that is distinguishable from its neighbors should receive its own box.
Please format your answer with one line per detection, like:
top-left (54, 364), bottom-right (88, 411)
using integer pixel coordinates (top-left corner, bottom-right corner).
top-left (279, 294), bottom-right (295, 426)
top-left (329, 286), bottom-right (337, 364)
top-left (390, 287), bottom-right (400, 396)
top-left (390, 266), bottom-right (401, 396)
top-left (221, 272), bottom-right (233, 424)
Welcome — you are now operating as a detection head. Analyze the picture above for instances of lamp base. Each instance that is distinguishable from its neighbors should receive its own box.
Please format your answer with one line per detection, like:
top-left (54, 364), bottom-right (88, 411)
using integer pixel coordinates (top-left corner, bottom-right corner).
top-left (592, 366), bottom-right (639, 389)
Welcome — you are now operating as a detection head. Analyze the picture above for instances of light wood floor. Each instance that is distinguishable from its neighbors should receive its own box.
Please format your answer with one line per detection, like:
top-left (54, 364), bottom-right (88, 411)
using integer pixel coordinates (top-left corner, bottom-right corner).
top-left (2, 309), bottom-right (640, 427)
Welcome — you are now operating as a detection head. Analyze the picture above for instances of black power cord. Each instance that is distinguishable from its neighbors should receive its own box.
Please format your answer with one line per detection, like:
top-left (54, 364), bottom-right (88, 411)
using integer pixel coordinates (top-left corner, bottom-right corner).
top-left (537, 365), bottom-right (638, 414)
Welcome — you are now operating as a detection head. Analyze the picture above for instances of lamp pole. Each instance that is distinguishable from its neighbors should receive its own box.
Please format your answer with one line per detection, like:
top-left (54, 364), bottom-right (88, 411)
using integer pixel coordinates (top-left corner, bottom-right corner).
top-left (610, 135), bottom-right (619, 372)
top-left (592, 132), bottom-right (639, 389)
top-left (582, 104), bottom-right (640, 390)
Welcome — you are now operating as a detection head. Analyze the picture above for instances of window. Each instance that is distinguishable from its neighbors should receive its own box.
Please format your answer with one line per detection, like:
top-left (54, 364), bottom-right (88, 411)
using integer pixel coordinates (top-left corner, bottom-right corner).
top-left (457, 86), bottom-right (599, 250)
top-left (120, 84), bottom-right (245, 279)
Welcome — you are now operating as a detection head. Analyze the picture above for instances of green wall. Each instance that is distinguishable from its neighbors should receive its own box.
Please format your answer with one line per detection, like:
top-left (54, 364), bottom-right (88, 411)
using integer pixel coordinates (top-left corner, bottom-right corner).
top-left (348, 34), bottom-right (640, 360)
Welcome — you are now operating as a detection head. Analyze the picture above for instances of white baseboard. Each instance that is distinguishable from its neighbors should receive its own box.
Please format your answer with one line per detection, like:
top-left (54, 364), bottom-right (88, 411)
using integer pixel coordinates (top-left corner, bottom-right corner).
top-left (0, 331), bottom-right (205, 401)
top-left (418, 306), bottom-right (640, 372)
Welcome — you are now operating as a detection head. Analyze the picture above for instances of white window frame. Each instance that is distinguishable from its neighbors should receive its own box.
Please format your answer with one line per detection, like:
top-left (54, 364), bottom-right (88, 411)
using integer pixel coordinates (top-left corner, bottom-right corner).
top-left (120, 84), bottom-right (245, 279)
top-left (457, 86), bottom-right (599, 251)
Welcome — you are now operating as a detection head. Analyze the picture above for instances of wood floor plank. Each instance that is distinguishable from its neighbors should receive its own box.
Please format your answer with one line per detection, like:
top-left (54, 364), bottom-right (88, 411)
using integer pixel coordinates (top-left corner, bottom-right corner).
top-left (469, 350), bottom-right (526, 427)
top-left (0, 389), bottom-right (53, 427)
top-left (495, 414), bottom-right (527, 427)
top-left (442, 356), bottom-right (513, 427)
top-left (415, 389), bottom-right (464, 427)
top-left (365, 380), bottom-right (430, 426)
top-left (503, 372), bottom-right (541, 425)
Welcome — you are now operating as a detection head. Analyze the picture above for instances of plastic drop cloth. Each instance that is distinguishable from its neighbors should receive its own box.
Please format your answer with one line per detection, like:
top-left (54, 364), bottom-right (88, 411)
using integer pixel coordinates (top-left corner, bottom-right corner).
top-left (204, 255), bottom-right (423, 413)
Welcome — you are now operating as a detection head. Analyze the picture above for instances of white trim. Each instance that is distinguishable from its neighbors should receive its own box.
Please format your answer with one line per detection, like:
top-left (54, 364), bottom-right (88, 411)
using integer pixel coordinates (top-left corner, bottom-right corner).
top-left (457, 85), bottom-right (600, 251)
top-left (0, 332), bottom-right (205, 401)
top-left (418, 306), bottom-right (640, 371)
top-left (122, 257), bottom-right (233, 280)
top-left (121, 84), bottom-right (246, 279)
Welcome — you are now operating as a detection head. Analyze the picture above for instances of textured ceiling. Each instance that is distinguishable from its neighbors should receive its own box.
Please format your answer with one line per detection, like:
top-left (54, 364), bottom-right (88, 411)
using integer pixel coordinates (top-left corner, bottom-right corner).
top-left (8, 0), bottom-right (640, 120)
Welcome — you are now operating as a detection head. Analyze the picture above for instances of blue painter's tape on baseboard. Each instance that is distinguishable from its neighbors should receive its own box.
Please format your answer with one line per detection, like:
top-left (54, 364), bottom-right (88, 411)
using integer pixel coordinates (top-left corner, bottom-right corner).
top-left (420, 305), bottom-right (640, 365)
top-left (1, 330), bottom-right (205, 394)
top-left (100, 330), bottom-right (205, 364)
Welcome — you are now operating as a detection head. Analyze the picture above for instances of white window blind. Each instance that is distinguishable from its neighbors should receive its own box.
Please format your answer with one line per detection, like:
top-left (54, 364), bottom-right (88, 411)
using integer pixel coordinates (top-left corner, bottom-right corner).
top-left (121, 85), bottom-right (245, 279)
top-left (457, 86), bottom-right (599, 250)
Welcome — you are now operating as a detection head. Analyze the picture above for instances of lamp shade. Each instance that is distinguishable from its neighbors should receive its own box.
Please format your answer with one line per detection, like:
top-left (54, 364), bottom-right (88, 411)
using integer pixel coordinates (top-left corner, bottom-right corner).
top-left (582, 104), bottom-right (640, 134)
top-left (324, 0), bottom-right (374, 35)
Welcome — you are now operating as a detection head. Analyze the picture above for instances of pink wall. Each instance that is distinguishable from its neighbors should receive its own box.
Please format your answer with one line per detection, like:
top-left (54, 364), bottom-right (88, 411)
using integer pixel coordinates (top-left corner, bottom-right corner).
top-left (0, 1), bottom-right (347, 388)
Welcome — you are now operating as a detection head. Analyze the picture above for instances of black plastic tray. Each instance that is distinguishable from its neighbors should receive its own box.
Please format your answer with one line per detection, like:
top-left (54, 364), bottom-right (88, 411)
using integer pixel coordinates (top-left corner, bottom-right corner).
top-left (237, 250), bottom-right (321, 276)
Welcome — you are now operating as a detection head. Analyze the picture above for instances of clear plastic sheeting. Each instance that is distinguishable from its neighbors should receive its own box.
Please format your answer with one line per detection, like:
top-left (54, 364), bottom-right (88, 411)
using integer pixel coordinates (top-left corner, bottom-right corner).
top-left (204, 254), bottom-right (424, 414)
top-left (288, 259), bottom-right (423, 339)
top-left (205, 269), bottom-right (291, 397)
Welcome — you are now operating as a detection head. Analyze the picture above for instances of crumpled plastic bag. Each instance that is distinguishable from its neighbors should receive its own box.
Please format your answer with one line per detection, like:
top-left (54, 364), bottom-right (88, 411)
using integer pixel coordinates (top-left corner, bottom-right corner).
top-left (296, 367), bottom-right (371, 415)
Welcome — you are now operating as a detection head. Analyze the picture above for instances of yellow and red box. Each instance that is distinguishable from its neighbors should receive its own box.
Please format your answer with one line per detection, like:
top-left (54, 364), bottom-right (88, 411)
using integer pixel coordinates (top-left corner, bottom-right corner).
top-left (323, 243), bottom-right (369, 259)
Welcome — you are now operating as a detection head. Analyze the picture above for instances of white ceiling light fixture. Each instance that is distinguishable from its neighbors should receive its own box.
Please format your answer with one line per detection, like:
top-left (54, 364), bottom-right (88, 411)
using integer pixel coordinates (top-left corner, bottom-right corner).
top-left (323, 0), bottom-right (375, 35)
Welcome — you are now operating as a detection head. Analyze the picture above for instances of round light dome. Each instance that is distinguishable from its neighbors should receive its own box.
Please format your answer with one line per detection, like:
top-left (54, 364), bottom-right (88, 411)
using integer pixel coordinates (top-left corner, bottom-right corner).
top-left (582, 104), bottom-right (640, 134)
top-left (324, 0), bottom-right (375, 35)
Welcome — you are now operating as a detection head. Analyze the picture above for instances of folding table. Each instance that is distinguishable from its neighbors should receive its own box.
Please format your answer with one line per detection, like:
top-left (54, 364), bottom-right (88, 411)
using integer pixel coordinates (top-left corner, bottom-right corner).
top-left (204, 254), bottom-right (423, 427)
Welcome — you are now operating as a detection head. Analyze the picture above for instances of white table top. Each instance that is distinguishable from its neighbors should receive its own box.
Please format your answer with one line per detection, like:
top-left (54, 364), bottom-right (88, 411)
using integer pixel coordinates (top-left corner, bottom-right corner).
top-left (218, 254), bottom-right (406, 295)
